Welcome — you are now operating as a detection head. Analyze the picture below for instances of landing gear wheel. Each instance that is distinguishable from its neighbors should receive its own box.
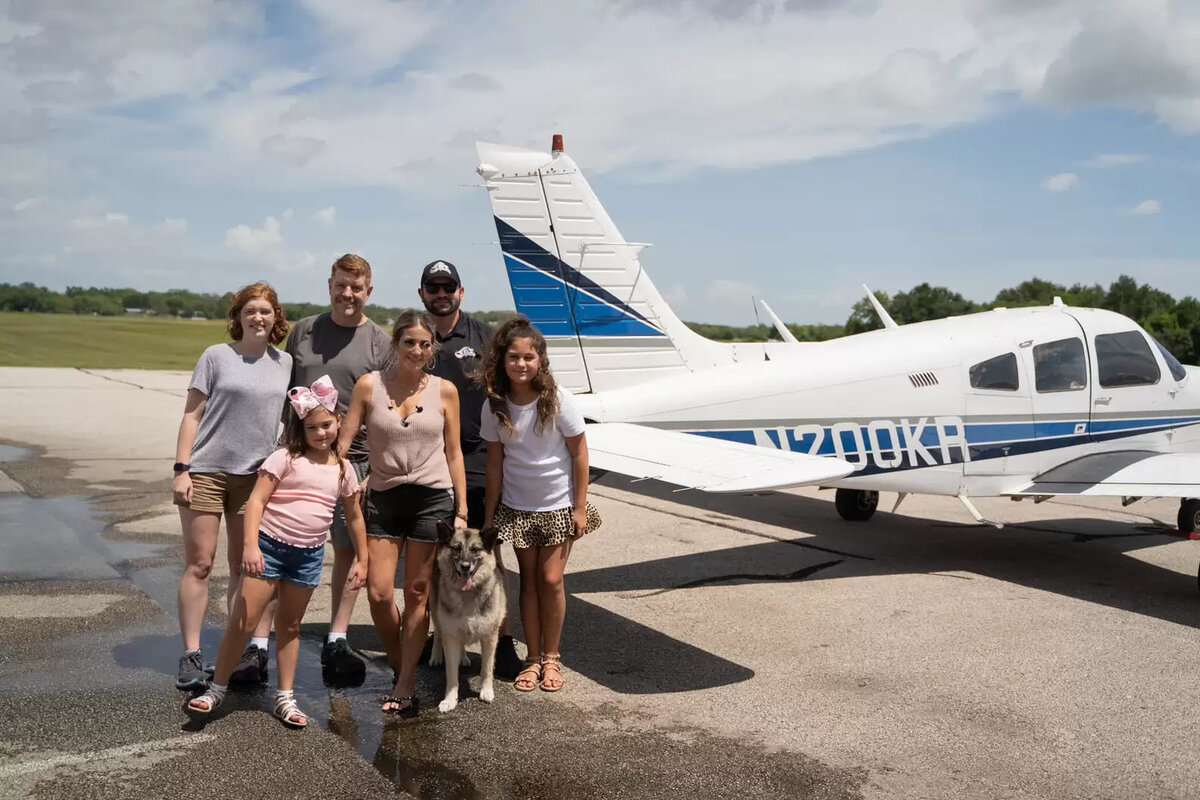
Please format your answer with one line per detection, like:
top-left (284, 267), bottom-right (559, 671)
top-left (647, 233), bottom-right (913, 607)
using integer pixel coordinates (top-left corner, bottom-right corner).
top-left (835, 489), bottom-right (879, 522)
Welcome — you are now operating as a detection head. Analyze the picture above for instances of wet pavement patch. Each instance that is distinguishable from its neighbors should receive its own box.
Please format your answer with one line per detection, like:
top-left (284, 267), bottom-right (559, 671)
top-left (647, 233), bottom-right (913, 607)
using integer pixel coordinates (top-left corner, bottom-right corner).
top-left (296, 648), bottom-right (867, 800)
top-left (0, 443), bottom-right (29, 464)
top-left (360, 695), bottom-right (866, 799)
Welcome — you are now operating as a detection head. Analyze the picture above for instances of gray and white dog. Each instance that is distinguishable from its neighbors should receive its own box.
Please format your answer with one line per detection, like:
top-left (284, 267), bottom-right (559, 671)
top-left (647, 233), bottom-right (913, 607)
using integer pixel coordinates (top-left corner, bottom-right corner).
top-left (429, 519), bottom-right (506, 713)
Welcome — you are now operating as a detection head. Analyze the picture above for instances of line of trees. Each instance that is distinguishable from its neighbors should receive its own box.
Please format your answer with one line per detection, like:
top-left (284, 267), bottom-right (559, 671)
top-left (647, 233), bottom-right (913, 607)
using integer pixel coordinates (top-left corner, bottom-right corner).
top-left (840, 276), bottom-right (1200, 364)
top-left (0, 283), bottom-right (514, 327)
top-left (686, 275), bottom-right (1200, 365)
top-left (2, 274), bottom-right (1196, 363)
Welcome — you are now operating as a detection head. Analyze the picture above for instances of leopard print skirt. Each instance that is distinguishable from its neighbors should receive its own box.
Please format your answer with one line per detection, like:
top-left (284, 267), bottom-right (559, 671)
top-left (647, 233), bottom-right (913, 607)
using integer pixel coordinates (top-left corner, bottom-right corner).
top-left (494, 502), bottom-right (602, 549)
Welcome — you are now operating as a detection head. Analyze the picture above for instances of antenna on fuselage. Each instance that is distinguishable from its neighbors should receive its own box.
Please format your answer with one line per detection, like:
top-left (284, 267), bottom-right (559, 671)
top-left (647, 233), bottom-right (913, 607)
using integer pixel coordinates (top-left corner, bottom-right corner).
top-left (758, 299), bottom-right (798, 343)
top-left (863, 284), bottom-right (899, 330)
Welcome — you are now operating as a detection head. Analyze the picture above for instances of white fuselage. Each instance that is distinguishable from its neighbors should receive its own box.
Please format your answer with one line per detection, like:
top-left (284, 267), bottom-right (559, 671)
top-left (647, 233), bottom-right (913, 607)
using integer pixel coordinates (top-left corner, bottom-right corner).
top-left (573, 305), bottom-right (1200, 498)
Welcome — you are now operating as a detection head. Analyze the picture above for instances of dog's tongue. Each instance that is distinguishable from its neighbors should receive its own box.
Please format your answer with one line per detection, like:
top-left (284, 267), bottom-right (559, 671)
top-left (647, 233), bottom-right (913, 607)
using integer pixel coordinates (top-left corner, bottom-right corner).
top-left (458, 575), bottom-right (474, 591)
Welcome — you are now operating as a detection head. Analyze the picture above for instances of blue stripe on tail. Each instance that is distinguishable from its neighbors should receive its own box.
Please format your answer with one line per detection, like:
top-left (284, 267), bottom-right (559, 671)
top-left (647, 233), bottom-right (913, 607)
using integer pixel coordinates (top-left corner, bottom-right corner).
top-left (494, 217), bottom-right (666, 337)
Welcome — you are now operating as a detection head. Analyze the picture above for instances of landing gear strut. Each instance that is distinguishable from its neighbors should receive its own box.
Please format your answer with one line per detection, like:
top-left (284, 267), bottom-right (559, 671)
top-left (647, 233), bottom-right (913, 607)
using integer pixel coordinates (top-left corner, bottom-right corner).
top-left (1181, 498), bottom-right (1200, 592)
top-left (1179, 498), bottom-right (1200, 535)
top-left (835, 489), bottom-right (879, 522)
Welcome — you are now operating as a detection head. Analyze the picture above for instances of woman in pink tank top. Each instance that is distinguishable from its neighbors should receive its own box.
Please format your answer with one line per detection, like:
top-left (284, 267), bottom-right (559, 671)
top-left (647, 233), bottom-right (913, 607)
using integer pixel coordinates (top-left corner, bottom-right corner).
top-left (340, 310), bottom-right (468, 717)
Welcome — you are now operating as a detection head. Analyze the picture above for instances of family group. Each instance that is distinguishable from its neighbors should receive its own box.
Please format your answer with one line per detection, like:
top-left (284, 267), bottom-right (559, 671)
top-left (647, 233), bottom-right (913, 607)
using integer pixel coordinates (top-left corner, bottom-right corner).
top-left (171, 254), bottom-right (599, 727)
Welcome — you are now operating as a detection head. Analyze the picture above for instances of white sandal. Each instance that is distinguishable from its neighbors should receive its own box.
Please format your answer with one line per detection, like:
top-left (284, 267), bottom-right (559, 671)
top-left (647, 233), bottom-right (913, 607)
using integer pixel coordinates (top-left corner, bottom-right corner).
top-left (273, 693), bottom-right (308, 729)
top-left (186, 687), bottom-right (224, 715)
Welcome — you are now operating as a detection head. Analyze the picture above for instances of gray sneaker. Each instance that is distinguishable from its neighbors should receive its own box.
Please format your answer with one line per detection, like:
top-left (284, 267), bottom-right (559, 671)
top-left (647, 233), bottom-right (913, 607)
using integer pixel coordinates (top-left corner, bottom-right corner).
top-left (230, 644), bottom-right (268, 684)
top-left (175, 650), bottom-right (209, 691)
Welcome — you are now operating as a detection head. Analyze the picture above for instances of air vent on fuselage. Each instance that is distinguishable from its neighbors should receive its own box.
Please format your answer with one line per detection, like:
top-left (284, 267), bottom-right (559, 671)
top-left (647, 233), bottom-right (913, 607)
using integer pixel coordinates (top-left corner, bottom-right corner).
top-left (908, 371), bottom-right (939, 388)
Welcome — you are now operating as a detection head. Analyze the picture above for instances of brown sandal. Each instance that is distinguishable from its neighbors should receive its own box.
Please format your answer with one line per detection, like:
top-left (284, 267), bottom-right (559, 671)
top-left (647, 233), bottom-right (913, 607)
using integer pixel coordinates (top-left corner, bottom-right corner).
top-left (514, 660), bottom-right (541, 692)
top-left (540, 653), bottom-right (564, 693)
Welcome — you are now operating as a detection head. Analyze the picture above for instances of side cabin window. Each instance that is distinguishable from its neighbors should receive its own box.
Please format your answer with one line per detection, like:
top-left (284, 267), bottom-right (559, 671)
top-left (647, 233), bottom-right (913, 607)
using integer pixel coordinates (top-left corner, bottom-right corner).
top-left (969, 353), bottom-right (1018, 391)
top-left (1033, 338), bottom-right (1087, 393)
top-left (1152, 337), bottom-right (1188, 382)
top-left (1096, 331), bottom-right (1160, 388)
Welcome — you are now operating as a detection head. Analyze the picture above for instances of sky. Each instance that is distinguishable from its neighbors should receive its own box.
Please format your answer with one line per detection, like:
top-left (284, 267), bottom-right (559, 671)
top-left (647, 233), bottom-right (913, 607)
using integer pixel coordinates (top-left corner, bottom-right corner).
top-left (0, 0), bottom-right (1197, 325)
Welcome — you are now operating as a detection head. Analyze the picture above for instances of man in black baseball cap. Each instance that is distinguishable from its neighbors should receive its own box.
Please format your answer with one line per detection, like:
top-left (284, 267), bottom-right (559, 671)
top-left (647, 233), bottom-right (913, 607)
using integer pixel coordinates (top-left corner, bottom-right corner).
top-left (417, 259), bottom-right (524, 680)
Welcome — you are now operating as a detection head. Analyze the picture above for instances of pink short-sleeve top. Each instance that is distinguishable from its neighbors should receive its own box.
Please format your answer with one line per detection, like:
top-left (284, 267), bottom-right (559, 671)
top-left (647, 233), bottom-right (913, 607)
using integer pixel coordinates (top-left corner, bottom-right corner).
top-left (257, 447), bottom-right (360, 548)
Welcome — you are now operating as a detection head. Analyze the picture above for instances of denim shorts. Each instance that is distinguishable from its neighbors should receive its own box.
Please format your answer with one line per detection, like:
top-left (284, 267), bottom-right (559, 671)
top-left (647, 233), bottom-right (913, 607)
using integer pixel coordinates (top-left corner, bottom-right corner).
top-left (253, 532), bottom-right (324, 588)
top-left (365, 484), bottom-right (455, 543)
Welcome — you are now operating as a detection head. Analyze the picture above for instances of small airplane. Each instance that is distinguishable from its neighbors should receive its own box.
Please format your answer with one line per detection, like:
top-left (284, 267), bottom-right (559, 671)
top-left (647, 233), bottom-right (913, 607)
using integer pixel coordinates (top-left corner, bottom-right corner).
top-left (474, 136), bottom-right (1200, 576)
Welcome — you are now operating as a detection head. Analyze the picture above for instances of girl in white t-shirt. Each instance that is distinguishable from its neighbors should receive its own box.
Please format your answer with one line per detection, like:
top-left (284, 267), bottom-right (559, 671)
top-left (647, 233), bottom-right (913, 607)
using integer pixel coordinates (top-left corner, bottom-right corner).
top-left (186, 376), bottom-right (368, 728)
top-left (479, 319), bottom-right (601, 694)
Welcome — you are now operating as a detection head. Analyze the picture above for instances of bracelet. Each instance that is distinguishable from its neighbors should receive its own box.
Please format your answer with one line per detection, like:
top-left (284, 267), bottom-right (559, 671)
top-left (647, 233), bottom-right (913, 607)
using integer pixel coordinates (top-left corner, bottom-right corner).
top-left (455, 511), bottom-right (468, 521)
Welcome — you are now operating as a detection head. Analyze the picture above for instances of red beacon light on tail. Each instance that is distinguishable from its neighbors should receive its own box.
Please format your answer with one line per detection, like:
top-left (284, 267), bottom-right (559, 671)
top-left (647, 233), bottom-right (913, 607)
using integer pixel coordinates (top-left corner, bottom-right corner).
top-left (551, 134), bottom-right (564, 155)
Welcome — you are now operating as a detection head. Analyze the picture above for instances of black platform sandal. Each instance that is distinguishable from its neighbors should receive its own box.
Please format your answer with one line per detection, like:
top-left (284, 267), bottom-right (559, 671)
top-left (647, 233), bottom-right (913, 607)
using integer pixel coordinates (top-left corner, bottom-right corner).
top-left (381, 694), bottom-right (419, 718)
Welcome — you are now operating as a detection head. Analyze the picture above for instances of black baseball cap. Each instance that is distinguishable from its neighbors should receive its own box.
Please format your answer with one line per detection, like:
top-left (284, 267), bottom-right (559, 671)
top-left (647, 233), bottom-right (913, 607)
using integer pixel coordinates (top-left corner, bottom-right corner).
top-left (420, 260), bottom-right (461, 286)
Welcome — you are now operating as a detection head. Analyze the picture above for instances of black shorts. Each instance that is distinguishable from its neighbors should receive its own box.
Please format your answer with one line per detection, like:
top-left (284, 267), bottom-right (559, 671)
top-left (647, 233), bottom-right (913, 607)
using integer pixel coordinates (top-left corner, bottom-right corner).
top-left (365, 484), bottom-right (454, 543)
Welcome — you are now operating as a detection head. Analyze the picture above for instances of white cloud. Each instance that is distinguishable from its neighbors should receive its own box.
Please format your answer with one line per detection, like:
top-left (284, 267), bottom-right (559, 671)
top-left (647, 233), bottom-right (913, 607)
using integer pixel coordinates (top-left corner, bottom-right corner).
top-left (157, 217), bottom-right (188, 234)
top-left (1041, 172), bottom-right (1079, 193)
top-left (225, 216), bottom-right (284, 256)
top-left (224, 214), bottom-right (315, 272)
top-left (72, 212), bottom-right (130, 230)
top-left (314, 206), bottom-right (336, 226)
top-left (1124, 199), bottom-right (1161, 215)
top-left (3, 0), bottom-right (1195, 193)
top-left (1081, 153), bottom-right (1147, 168)
top-left (13, 197), bottom-right (44, 212)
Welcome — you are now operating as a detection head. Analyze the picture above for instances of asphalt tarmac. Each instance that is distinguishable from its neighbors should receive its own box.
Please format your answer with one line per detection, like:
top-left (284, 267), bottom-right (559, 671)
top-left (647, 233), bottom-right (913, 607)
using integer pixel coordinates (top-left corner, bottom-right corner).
top-left (2, 367), bottom-right (1199, 799)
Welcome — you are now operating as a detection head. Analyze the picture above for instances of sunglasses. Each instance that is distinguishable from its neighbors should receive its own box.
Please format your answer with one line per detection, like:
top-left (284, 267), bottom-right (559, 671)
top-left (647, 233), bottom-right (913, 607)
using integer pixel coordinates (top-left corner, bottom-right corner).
top-left (423, 282), bottom-right (458, 295)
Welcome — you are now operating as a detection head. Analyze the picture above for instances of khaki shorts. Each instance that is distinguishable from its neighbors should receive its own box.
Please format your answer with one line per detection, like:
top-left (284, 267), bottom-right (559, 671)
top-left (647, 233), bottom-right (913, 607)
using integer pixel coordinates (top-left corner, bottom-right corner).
top-left (178, 471), bottom-right (257, 516)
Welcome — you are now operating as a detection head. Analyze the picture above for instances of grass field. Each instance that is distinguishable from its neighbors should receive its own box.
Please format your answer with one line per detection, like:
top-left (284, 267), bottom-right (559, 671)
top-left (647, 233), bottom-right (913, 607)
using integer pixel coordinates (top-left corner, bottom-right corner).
top-left (0, 313), bottom-right (231, 370)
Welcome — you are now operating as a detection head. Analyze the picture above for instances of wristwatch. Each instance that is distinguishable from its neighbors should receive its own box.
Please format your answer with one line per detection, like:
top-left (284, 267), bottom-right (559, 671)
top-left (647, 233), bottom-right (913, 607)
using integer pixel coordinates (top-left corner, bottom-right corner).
top-left (173, 462), bottom-right (191, 473)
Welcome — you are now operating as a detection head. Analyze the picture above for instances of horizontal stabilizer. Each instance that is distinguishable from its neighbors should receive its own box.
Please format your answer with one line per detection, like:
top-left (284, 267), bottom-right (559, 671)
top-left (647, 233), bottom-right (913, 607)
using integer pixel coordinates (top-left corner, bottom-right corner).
top-left (585, 422), bottom-right (855, 493)
top-left (1010, 451), bottom-right (1200, 497)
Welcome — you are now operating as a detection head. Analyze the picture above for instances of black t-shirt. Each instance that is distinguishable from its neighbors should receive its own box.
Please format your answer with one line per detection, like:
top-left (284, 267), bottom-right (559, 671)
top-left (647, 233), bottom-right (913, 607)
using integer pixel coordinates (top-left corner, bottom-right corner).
top-left (429, 311), bottom-right (493, 489)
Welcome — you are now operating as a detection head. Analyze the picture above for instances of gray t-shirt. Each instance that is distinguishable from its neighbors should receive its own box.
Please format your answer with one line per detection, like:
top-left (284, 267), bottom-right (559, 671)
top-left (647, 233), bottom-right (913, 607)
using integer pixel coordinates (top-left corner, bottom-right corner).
top-left (188, 343), bottom-right (293, 475)
top-left (286, 313), bottom-right (395, 461)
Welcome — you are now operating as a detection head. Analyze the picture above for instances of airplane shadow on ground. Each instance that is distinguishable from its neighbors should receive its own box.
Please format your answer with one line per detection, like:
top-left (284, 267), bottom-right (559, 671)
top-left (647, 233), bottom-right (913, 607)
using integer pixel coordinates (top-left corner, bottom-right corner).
top-left (584, 475), bottom-right (1200, 632)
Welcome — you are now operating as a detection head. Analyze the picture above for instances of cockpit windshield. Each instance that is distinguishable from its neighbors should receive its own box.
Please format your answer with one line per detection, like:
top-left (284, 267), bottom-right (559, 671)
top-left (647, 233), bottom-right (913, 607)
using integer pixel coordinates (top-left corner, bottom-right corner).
top-left (1152, 337), bottom-right (1188, 382)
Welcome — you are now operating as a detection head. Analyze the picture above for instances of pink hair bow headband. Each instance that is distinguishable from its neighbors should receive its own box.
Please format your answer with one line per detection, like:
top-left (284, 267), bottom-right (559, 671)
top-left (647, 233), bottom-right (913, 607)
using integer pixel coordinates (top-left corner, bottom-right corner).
top-left (288, 375), bottom-right (338, 418)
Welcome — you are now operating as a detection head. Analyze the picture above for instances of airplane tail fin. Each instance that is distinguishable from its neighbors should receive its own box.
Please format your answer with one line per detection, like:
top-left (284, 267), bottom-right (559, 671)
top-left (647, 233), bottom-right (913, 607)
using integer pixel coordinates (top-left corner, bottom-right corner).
top-left (475, 137), bottom-right (737, 393)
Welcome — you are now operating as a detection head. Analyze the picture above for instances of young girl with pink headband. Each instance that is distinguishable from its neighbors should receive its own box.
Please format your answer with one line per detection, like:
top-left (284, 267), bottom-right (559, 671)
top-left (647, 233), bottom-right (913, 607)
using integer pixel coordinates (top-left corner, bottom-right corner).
top-left (186, 375), bottom-right (369, 729)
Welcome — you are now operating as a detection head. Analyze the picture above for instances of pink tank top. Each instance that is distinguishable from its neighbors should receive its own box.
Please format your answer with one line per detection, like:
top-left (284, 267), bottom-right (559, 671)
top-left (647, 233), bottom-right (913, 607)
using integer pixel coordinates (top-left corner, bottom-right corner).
top-left (364, 372), bottom-right (452, 491)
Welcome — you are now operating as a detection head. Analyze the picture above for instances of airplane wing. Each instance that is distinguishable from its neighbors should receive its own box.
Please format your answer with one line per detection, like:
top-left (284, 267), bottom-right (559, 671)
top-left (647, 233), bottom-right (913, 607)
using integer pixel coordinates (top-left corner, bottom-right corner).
top-left (1009, 451), bottom-right (1200, 497)
top-left (585, 422), bottom-right (855, 493)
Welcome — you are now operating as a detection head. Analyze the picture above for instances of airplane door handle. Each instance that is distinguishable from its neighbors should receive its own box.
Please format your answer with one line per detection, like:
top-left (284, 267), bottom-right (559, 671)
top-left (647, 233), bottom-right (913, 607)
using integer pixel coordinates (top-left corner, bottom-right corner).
top-left (1094, 396), bottom-right (1111, 406)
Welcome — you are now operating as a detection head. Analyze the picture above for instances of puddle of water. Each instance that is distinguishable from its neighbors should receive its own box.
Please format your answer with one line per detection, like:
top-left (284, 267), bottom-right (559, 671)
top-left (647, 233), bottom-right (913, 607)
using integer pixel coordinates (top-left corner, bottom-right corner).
top-left (0, 495), bottom-right (118, 581)
top-left (291, 636), bottom-right (483, 800)
top-left (0, 443), bottom-right (29, 464)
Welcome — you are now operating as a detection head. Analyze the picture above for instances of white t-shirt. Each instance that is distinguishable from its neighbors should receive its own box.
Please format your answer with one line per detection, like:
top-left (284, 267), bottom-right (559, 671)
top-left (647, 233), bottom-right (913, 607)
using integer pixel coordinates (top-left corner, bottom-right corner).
top-left (480, 388), bottom-right (586, 512)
